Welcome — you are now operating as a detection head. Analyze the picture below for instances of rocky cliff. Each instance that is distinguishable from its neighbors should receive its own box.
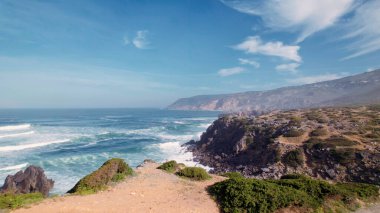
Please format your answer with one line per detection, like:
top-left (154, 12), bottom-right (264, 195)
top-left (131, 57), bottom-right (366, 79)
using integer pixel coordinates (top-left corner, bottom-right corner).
top-left (186, 105), bottom-right (380, 184)
top-left (169, 69), bottom-right (380, 111)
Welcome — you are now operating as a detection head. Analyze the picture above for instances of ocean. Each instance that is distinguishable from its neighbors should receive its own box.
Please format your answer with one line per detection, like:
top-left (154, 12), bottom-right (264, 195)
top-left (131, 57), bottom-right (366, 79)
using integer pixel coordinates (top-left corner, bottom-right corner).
top-left (0, 109), bottom-right (219, 194)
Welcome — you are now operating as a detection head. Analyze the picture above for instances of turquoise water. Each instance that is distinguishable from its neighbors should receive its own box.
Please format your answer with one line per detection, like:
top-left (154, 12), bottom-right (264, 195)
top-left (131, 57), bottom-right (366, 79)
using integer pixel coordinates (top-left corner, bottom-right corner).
top-left (0, 109), bottom-right (218, 194)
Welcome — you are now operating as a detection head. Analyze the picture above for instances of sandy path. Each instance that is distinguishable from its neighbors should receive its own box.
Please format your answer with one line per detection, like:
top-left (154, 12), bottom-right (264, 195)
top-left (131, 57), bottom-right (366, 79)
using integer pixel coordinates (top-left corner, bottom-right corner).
top-left (13, 162), bottom-right (224, 213)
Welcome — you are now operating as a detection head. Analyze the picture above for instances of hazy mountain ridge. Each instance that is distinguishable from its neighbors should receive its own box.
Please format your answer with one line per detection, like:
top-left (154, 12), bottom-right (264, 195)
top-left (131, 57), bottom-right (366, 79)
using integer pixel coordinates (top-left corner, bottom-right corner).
top-left (168, 69), bottom-right (380, 111)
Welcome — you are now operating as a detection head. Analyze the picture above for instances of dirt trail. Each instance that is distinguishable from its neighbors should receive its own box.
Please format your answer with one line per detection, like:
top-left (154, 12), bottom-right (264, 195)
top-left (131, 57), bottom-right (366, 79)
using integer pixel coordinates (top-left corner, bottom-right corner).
top-left (13, 162), bottom-right (224, 213)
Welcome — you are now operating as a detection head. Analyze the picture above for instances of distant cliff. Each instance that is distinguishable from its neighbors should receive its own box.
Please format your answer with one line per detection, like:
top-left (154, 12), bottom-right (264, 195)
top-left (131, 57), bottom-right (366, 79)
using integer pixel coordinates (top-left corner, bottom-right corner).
top-left (168, 69), bottom-right (380, 111)
top-left (186, 105), bottom-right (380, 184)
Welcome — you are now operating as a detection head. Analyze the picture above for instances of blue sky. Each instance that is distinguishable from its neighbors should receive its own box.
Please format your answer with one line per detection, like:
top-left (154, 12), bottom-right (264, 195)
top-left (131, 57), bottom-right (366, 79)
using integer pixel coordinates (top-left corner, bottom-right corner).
top-left (0, 0), bottom-right (379, 108)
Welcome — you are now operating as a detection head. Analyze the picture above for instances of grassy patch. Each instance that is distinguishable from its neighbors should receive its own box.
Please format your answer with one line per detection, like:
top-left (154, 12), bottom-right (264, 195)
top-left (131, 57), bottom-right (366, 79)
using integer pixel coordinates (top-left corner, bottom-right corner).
top-left (176, 167), bottom-right (211, 181)
top-left (209, 175), bottom-right (379, 213)
top-left (67, 158), bottom-right (133, 194)
top-left (157, 160), bottom-right (179, 173)
top-left (0, 193), bottom-right (44, 210)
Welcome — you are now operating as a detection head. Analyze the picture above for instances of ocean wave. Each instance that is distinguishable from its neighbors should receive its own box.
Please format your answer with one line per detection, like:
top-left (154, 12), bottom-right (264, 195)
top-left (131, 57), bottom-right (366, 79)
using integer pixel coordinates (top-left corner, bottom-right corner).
top-left (0, 139), bottom-right (70, 152)
top-left (0, 163), bottom-right (28, 171)
top-left (198, 123), bottom-right (212, 129)
top-left (0, 124), bottom-right (31, 131)
top-left (0, 131), bottom-right (35, 139)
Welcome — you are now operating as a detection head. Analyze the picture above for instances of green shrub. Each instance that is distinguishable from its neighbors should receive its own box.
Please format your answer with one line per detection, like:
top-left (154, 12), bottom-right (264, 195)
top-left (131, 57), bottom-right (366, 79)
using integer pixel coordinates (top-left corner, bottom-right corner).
top-left (335, 182), bottom-right (379, 199)
top-left (0, 193), bottom-right (44, 210)
top-left (176, 167), bottom-right (211, 181)
top-left (283, 149), bottom-right (304, 168)
top-left (310, 128), bottom-right (328, 137)
top-left (157, 160), bottom-right (178, 173)
top-left (222, 172), bottom-right (244, 179)
top-left (284, 129), bottom-right (304, 137)
top-left (67, 158), bottom-right (133, 194)
top-left (208, 177), bottom-right (317, 213)
top-left (209, 175), bottom-right (379, 213)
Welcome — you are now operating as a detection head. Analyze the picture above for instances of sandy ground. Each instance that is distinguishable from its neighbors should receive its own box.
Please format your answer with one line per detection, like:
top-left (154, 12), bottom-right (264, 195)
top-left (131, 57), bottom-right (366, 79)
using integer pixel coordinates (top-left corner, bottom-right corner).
top-left (13, 162), bottom-right (225, 213)
top-left (355, 204), bottom-right (380, 213)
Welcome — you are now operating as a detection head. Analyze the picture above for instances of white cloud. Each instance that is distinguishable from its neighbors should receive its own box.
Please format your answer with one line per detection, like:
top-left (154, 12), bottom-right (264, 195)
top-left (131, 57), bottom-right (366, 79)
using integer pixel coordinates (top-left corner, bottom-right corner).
top-left (287, 73), bottom-right (347, 84)
top-left (275, 63), bottom-right (300, 73)
top-left (342, 1), bottom-right (380, 60)
top-left (238, 58), bottom-right (260, 68)
top-left (235, 36), bottom-right (301, 62)
top-left (222, 0), bottom-right (355, 42)
top-left (123, 30), bottom-right (151, 49)
top-left (218, 67), bottom-right (246, 77)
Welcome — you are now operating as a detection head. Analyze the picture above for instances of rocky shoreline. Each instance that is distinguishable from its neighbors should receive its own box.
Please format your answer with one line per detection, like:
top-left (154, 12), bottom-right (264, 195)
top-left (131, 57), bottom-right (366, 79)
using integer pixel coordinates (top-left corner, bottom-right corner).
top-left (185, 106), bottom-right (380, 184)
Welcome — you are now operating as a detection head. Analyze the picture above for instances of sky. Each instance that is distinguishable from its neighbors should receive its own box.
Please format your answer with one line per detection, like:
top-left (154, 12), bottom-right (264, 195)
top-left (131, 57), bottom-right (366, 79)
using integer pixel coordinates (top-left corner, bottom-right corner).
top-left (0, 0), bottom-right (379, 108)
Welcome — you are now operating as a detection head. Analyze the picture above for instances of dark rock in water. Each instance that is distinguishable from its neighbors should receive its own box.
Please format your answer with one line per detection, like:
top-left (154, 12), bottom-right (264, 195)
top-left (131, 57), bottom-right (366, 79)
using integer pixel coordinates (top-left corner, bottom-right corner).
top-left (0, 166), bottom-right (54, 197)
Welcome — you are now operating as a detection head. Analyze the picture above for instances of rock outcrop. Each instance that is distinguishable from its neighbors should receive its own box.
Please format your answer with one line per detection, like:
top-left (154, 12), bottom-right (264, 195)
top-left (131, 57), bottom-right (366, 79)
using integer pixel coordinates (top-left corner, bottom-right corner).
top-left (186, 106), bottom-right (380, 184)
top-left (0, 166), bottom-right (54, 197)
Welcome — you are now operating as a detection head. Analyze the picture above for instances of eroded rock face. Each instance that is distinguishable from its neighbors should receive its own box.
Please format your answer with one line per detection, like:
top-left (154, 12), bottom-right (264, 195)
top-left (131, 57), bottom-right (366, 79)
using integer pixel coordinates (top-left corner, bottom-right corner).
top-left (0, 166), bottom-right (54, 197)
top-left (186, 106), bottom-right (380, 184)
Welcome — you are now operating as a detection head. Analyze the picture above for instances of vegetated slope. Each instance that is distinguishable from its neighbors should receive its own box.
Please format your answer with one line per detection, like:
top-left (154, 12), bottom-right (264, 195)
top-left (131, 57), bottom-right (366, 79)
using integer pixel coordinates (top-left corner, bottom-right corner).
top-left (186, 105), bottom-right (380, 184)
top-left (168, 69), bottom-right (380, 111)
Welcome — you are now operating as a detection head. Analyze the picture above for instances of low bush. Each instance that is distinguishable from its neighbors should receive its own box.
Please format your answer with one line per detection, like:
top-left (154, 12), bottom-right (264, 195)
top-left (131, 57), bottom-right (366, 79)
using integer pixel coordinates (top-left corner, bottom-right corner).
top-left (176, 167), bottom-right (211, 181)
top-left (157, 160), bottom-right (179, 173)
top-left (325, 136), bottom-right (358, 147)
top-left (310, 127), bottom-right (328, 137)
top-left (0, 193), bottom-right (44, 210)
top-left (289, 117), bottom-right (302, 128)
top-left (283, 149), bottom-right (304, 168)
top-left (283, 129), bottom-right (304, 137)
top-left (67, 158), bottom-right (133, 194)
top-left (209, 175), bottom-right (379, 213)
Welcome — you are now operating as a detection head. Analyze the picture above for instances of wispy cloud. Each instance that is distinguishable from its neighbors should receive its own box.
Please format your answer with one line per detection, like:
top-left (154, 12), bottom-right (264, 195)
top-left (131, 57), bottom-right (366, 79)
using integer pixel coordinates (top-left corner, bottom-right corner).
top-left (342, 1), bottom-right (380, 60)
top-left (235, 36), bottom-right (301, 62)
top-left (218, 67), bottom-right (246, 77)
top-left (238, 58), bottom-right (260, 68)
top-left (276, 63), bottom-right (300, 73)
top-left (287, 73), bottom-right (347, 84)
top-left (124, 30), bottom-right (151, 49)
top-left (222, 0), bottom-right (355, 43)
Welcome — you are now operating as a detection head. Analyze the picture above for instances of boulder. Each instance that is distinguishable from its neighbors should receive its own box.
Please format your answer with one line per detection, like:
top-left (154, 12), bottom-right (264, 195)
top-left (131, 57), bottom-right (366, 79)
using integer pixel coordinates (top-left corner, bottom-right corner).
top-left (0, 165), bottom-right (54, 197)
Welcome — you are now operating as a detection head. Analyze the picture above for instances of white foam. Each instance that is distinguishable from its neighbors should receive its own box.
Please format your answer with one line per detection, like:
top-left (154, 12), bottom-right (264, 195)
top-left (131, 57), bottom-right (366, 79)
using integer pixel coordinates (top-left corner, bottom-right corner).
top-left (0, 124), bottom-right (31, 131)
top-left (0, 131), bottom-right (35, 139)
top-left (156, 133), bottom-right (194, 141)
top-left (173, 121), bottom-right (186, 124)
top-left (0, 139), bottom-right (70, 152)
top-left (157, 141), bottom-right (212, 170)
top-left (0, 163), bottom-right (28, 171)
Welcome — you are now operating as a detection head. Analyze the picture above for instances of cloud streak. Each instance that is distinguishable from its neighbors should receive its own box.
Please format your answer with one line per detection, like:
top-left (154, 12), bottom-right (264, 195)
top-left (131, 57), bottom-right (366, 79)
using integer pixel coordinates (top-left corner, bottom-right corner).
top-left (222, 0), bottom-right (355, 42)
top-left (287, 73), bottom-right (347, 84)
top-left (218, 67), bottom-right (246, 77)
top-left (238, 58), bottom-right (260, 68)
top-left (342, 1), bottom-right (380, 60)
top-left (276, 63), bottom-right (300, 73)
top-left (235, 36), bottom-right (301, 62)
